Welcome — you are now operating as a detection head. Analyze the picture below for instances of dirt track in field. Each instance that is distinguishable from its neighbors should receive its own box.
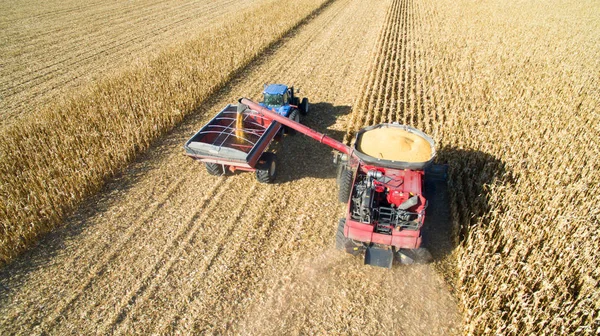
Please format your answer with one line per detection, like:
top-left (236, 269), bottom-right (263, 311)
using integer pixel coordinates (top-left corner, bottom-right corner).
top-left (0, 0), bottom-right (461, 334)
top-left (0, 0), bottom-right (269, 124)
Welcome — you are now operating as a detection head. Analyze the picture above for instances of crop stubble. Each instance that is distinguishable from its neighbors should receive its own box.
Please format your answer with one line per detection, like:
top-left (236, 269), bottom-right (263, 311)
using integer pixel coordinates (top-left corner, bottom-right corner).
top-left (0, 0), bottom-right (330, 266)
top-left (0, 0), bottom-right (267, 124)
top-left (0, 0), bottom-right (461, 334)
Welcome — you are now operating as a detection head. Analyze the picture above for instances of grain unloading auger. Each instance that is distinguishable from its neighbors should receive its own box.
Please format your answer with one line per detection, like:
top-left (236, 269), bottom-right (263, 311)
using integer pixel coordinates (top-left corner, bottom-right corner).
top-left (236, 98), bottom-right (446, 268)
top-left (184, 97), bottom-right (443, 268)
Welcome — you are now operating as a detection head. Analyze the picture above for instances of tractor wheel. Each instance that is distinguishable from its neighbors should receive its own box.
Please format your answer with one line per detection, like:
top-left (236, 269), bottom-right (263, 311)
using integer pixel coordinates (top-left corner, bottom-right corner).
top-left (299, 98), bottom-right (309, 115)
top-left (285, 109), bottom-right (300, 135)
top-left (205, 162), bottom-right (227, 176)
top-left (335, 219), bottom-right (347, 250)
top-left (256, 152), bottom-right (277, 183)
top-left (338, 168), bottom-right (353, 203)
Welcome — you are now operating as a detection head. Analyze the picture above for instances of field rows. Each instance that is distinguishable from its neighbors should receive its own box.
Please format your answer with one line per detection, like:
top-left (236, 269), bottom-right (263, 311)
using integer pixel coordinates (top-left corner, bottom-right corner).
top-left (2, 0), bottom-right (596, 333)
top-left (0, 0), bottom-right (265, 124)
top-left (0, 0), bottom-right (332, 265)
top-left (426, 0), bottom-right (599, 332)
top-left (0, 0), bottom-right (460, 334)
top-left (345, 0), bottom-right (600, 333)
top-left (345, 0), bottom-right (430, 142)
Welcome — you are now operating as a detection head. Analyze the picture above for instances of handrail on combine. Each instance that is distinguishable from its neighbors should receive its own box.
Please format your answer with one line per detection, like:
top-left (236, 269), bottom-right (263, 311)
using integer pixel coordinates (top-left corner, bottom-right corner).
top-left (239, 98), bottom-right (352, 156)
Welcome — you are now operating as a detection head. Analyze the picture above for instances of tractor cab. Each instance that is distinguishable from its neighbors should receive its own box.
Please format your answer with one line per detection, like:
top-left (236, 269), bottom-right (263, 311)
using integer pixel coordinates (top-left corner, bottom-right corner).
top-left (260, 84), bottom-right (309, 118)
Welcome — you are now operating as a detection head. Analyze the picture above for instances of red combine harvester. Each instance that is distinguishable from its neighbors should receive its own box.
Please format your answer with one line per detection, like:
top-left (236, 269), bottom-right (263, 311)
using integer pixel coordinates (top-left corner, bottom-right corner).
top-left (185, 97), bottom-right (446, 268)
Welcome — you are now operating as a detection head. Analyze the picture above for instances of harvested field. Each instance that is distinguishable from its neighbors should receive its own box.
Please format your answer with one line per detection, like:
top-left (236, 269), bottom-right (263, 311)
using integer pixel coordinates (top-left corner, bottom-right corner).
top-left (0, 0), bottom-right (461, 334)
top-left (0, 0), bottom-right (329, 265)
top-left (0, 0), bottom-right (270, 124)
top-left (1, 0), bottom-right (598, 334)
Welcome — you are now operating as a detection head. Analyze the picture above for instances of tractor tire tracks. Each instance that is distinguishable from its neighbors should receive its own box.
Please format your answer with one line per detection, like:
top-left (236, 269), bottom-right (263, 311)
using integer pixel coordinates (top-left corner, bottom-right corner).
top-left (0, 0), bottom-right (461, 334)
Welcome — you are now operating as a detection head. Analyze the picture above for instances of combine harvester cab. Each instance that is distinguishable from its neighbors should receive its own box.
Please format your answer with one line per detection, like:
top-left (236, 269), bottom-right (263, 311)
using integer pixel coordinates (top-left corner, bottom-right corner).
top-left (236, 98), bottom-right (446, 268)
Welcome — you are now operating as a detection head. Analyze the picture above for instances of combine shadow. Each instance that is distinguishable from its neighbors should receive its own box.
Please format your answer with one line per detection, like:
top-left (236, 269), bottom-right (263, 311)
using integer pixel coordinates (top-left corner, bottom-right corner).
top-left (275, 102), bottom-right (350, 183)
top-left (421, 147), bottom-right (513, 263)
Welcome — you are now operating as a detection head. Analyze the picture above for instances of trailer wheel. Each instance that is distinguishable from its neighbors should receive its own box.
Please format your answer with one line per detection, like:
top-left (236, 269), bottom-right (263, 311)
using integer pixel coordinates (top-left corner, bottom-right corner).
top-left (285, 109), bottom-right (300, 135)
top-left (335, 219), bottom-right (347, 250)
top-left (256, 152), bottom-right (277, 183)
top-left (338, 168), bottom-right (353, 203)
top-left (299, 98), bottom-right (309, 115)
top-left (205, 163), bottom-right (228, 176)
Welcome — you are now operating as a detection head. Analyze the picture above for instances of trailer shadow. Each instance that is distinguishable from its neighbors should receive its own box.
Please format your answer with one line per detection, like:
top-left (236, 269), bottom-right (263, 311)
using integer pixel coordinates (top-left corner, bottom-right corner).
top-left (275, 102), bottom-right (351, 183)
top-left (421, 146), bottom-right (513, 268)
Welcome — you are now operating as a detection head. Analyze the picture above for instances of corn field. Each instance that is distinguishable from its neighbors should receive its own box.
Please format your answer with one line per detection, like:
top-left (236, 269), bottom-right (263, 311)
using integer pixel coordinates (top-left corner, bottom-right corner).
top-left (0, 0), bottom-right (598, 334)
top-left (0, 0), bottom-right (330, 265)
top-left (0, 0), bottom-right (272, 124)
top-left (345, 0), bottom-right (600, 333)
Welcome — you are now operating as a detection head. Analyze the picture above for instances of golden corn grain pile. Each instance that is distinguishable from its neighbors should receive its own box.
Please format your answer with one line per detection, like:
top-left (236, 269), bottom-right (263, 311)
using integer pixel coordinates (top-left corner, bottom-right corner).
top-left (357, 127), bottom-right (432, 162)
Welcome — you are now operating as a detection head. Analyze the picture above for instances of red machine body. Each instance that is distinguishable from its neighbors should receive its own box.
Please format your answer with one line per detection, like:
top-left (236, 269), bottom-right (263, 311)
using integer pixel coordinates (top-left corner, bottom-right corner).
top-left (344, 165), bottom-right (426, 250)
top-left (235, 98), bottom-right (435, 267)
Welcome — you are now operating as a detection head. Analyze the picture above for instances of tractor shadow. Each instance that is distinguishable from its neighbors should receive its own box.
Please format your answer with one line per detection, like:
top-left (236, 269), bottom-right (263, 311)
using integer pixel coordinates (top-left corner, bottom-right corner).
top-left (421, 147), bottom-right (513, 266)
top-left (275, 102), bottom-right (350, 183)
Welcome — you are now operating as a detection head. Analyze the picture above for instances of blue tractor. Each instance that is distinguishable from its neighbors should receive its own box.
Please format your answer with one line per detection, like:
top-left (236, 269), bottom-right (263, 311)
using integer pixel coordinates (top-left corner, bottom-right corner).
top-left (259, 84), bottom-right (309, 134)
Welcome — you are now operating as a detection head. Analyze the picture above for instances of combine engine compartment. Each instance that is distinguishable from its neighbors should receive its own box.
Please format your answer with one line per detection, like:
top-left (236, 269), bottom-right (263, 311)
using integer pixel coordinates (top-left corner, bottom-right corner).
top-left (345, 165), bottom-right (427, 250)
top-left (351, 171), bottom-right (425, 232)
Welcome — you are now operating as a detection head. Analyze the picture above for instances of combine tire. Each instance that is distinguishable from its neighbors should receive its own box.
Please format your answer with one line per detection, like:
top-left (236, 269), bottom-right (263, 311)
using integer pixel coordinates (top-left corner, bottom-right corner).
top-left (396, 248), bottom-right (433, 264)
top-left (336, 162), bottom-right (347, 186)
top-left (205, 163), bottom-right (227, 176)
top-left (299, 98), bottom-right (309, 115)
top-left (256, 152), bottom-right (277, 183)
top-left (285, 109), bottom-right (300, 135)
top-left (336, 219), bottom-right (347, 250)
top-left (338, 168), bottom-right (353, 203)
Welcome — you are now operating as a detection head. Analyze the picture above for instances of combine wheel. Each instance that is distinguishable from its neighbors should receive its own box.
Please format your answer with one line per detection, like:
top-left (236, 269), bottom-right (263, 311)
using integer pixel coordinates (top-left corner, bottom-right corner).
top-left (205, 163), bottom-right (228, 176)
top-left (396, 248), bottom-right (433, 264)
top-left (285, 109), bottom-right (300, 135)
top-left (299, 98), bottom-right (309, 115)
top-left (336, 162), bottom-right (348, 186)
top-left (256, 152), bottom-right (277, 183)
top-left (336, 219), bottom-right (347, 250)
top-left (338, 168), bottom-right (353, 203)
